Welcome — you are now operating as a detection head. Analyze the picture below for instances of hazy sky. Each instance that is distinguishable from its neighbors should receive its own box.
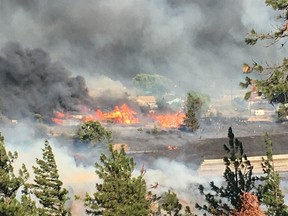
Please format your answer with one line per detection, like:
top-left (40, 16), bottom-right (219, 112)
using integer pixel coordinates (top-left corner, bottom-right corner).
top-left (1, 2), bottom-right (288, 213)
top-left (0, 0), bottom-right (286, 95)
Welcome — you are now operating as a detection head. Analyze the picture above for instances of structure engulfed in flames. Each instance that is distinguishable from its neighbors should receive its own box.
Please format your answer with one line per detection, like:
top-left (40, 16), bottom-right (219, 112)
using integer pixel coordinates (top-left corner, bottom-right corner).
top-left (51, 104), bottom-right (185, 128)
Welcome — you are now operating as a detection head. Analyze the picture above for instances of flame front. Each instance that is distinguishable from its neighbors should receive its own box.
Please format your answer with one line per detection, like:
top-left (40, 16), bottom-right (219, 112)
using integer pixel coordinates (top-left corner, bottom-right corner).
top-left (51, 111), bottom-right (66, 125)
top-left (51, 104), bottom-right (185, 128)
top-left (150, 112), bottom-right (185, 128)
top-left (77, 104), bottom-right (140, 125)
top-left (96, 104), bottom-right (139, 124)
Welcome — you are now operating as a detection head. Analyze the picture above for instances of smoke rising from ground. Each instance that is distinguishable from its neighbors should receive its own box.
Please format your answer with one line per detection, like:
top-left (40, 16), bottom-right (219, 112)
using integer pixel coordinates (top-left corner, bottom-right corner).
top-left (1, 122), bottom-right (214, 215)
top-left (0, 0), bottom-right (285, 96)
top-left (1, 123), bottom-right (98, 215)
top-left (2, 1), bottom-right (288, 214)
top-left (0, 42), bottom-right (93, 119)
top-left (1, 122), bottom-right (208, 215)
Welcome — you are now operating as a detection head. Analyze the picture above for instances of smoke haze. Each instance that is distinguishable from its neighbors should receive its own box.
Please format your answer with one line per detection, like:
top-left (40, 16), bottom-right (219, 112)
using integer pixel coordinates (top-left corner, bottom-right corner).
top-left (1, 1), bottom-right (288, 214)
top-left (0, 0), bottom-right (285, 96)
top-left (1, 123), bottom-right (98, 215)
top-left (0, 42), bottom-right (94, 119)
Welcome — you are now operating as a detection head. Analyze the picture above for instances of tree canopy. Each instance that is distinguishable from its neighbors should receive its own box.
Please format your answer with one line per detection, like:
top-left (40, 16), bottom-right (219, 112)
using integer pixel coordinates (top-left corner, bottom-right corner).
top-left (196, 127), bottom-right (257, 215)
top-left (160, 190), bottom-right (183, 216)
top-left (84, 144), bottom-right (150, 215)
top-left (256, 134), bottom-right (288, 215)
top-left (0, 133), bottom-right (37, 216)
top-left (183, 108), bottom-right (199, 132)
top-left (76, 120), bottom-right (113, 145)
top-left (132, 73), bottom-right (174, 97)
top-left (30, 140), bottom-right (70, 216)
top-left (185, 91), bottom-right (210, 117)
top-left (241, 0), bottom-right (288, 118)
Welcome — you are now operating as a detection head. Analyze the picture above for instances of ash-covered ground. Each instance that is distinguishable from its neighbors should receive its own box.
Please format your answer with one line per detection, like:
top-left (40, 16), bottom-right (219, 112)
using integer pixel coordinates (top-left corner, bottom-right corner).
top-left (69, 117), bottom-right (288, 169)
top-left (10, 108), bottom-right (285, 171)
top-left (2, 116), bottom-right (288, 215)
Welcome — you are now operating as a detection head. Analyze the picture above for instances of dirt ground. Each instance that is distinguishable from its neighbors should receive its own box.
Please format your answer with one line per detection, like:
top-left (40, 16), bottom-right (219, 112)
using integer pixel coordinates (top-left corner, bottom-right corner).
top-left (111, 118), bottom-right (288, 168)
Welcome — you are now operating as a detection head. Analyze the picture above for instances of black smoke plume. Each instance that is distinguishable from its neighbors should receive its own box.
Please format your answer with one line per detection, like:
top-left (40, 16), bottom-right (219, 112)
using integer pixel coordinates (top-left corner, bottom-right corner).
top-left (0, 0), bottom-right (281, 96)
top-left (0, 42), bottom-right (93, 120)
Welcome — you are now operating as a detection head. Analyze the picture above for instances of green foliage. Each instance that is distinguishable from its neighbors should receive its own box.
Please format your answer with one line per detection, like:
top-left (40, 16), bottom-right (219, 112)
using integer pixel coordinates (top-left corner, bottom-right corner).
top-left (30, 140), bottom-right (70, 216)
top-left (196, 127), bottom-right (257, 215)
top-left (185, 91), bottom-right (210, 117)
top-left (257, 134), bottom-right (288, 215)
top-left (242, 1), bottom-right (288, 114)
top-left (0, 196), bottom-right (38, 216)
top-left (239, 76), bottom-right (252, 90)
top-left (34, 113), bottom-right (44, 123)
top-left (161, 190), bottom-right (182, 216)
top-left (241, 60), bottom-right (288, 106)
top-left (84, 144), bottom-right (150, 216)
top-left (76, 121), bottom-right (113, 144)
top-left (183, 108), bottom-right (199, 132)
top-left (244, 91), bottom-right (252, 101)
top-left (277, 104), bottom-right (288, 120)
top-left (0, 133), bottom-right (37, 215)
top-left (265, 0), bottom-right (288, 10)
top-left (132, 73), bottom-right (174, 96)
top-left (183, 206), bottom-right (197, 216)
top-left (182, 91), bottom-right (208, 132)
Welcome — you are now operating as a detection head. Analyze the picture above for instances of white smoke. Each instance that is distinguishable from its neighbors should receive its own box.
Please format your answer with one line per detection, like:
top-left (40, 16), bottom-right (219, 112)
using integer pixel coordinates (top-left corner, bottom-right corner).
top-left (1, 0), bottom-right (288, 214)
top-left (1, 123), bottom-right (97, 215)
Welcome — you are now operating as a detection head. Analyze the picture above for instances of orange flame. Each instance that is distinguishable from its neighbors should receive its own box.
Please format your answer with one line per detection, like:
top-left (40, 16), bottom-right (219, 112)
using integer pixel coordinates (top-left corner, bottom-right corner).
top-left (55, 111), bottom-right (65, 118)
top-left (167, 145), bottom-right (178, 150)
top-left (51, 111), bottom-right (66, 124)
top-left (51, 104), bottom-right (185, 128)
top-left (81, 114), bottom-right (98, 122)
top-left (150, 112), bottom-right (185, 128)
top-left (51, 117), bottom-right (63, 125)
top-left (96, 104), bottom-right (139, 124)
top-left (80, 104), bottom-right (140, 125)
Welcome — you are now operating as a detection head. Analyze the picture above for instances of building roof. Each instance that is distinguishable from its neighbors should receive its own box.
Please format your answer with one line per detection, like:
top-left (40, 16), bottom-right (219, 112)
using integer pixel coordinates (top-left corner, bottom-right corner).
top-left (136, 96), bottom-right (157, 104)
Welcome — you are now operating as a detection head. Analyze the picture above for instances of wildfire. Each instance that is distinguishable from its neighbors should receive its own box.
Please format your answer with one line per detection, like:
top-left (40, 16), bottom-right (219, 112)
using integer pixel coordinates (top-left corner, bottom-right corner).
top-left (167, 145), bottom-right (178, 150)
top-left (52, 104), bottom-right (140, 125)
top-left (96, 104), bottom-right (139, 124)
top-left (51, 111), bottom-right (66, 125)
top-left (51, 104), bottom-right (185, 128)
top-left (150, 112), bottom-right (185, 128)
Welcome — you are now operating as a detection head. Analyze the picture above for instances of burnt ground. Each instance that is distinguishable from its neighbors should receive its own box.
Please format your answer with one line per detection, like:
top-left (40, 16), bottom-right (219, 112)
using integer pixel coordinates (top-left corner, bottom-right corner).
top-left (45, 116), bottom-right (288, 169)
top-left (110, 118), bottom-right (288, 168)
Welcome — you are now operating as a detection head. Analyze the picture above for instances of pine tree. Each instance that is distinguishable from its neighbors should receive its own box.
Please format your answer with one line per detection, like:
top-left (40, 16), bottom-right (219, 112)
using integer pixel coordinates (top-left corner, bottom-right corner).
top-left (30, 140), bottom-right (70, 216)
top-left (185, 91), bottom-right (210, 117)
top-left (161, 190), bottom-right (182, 216)
top-left (241, 1), bottom-right (288, 119)
top-left (183, 108), bottom-right (199, 132)
top-left (84, 144), bottom-right (150, 216)
top-left (257, 134), bottom-right (288, 216)
top-left (196, 127), bottom-right (257, 215)
top-left (76, 120), bottom-right (112, 145)
top-left (182, 92), bottom-right (207, 132)
top-left (0, 132), bottom-right (37, 216)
